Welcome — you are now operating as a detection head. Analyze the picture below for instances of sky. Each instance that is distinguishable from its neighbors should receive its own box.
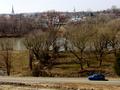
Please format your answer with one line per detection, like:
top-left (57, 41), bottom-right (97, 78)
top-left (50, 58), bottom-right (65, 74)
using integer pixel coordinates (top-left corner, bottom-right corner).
top-left (0, 0), bottom-right (120, 14)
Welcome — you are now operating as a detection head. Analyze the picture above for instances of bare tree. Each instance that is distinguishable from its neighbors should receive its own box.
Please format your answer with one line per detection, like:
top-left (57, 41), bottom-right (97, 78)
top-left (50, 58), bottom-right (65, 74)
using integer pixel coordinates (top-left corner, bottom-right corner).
top-left (24, 11), bottom-right (65, 76)
top-left (24, 32), bottom-right (51, 76)
top-left (0, 39), bottom-right (13, 75)
top-left (92, 32), bottom-right (109, 67)
top-left (66, 22), bottom-right (95, 70)
top-left (106, 19), bottom-right (120, 56)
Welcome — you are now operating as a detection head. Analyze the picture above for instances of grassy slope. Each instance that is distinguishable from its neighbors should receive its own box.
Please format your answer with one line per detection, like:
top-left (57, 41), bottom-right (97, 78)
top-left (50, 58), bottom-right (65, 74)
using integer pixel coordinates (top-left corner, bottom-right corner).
top-left (0, 51), bottom-right (117, 77)
top-left (0, 50), bottom-right (30, 76)
top-left (11, 50), bottom-right (30, 76)
top-left (49, 53), bottom-right (117, 77)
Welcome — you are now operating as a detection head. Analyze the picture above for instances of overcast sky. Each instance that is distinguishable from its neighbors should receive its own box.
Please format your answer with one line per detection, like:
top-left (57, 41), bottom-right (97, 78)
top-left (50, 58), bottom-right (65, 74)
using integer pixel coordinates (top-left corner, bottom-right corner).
top-left (0, 0), bottom-right (120, 14)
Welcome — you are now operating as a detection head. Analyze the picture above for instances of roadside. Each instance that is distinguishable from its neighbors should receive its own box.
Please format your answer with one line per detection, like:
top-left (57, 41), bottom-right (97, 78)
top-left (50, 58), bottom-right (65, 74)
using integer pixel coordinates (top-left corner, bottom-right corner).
top-left (0, 82), bottom-right (120, 90)
top-left (0, 77), bottom-right (120, 90)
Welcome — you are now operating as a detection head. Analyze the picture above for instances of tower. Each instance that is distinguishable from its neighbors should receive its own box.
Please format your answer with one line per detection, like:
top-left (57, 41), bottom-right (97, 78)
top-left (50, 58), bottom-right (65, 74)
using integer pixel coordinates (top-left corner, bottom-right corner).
top-left (11, 5), bottom-right (15, 14)
top-left (73, 7), bottom-right (76, 13)
top-left (73, 7), bottom-right (77, 19)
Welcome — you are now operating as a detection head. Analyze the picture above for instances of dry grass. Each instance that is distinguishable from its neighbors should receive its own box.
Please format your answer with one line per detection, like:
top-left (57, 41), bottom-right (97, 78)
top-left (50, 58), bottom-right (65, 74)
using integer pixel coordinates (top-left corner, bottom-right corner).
top-left (0, 83), bottom-right (120, 90)
top-left (0, 50), bottom-right (30, 76)
top-left (0, 51), bottom-right (117, 77)
top-left (11, 51), bottom-right (29, 76)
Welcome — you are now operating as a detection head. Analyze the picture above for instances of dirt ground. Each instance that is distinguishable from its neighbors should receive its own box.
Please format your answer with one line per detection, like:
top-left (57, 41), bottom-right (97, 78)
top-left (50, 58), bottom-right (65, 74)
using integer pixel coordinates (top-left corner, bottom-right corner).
top-left (0, 83), bottom-right (120, 90)
top-left (0, 85), bottom-right (58, 90)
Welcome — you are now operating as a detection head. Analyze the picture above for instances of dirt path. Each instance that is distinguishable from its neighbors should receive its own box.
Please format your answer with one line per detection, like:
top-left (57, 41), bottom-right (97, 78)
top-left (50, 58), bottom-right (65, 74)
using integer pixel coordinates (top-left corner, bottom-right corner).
top-left (0, 85), bottom-right (58, 90)
top-left (0, 76), bottom-right (120, 85)
top-left (0, 76), bottom-right (120, 90)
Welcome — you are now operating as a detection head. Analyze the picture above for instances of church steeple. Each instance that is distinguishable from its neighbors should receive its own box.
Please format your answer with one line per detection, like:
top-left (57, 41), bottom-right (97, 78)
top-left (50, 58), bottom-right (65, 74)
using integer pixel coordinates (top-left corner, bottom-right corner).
top-left (11, 5), bottom-right (15, 14)
top-left (73, 7), bottom-right (77, 19)
top-left (73, 7), bottom-right (76, 13)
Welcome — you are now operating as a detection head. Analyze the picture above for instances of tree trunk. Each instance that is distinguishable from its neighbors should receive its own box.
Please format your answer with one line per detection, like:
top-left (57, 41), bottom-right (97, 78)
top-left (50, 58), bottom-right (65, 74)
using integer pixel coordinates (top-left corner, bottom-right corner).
top-left (99, 60), bottom-right (102, 67)
top-left (29, 52), bottom-right (33, 70)
top-left (80, 63), bottom-right (84, 70)
top-left (99, 52), bottom-right (103, 67)
top-left (29, 57), bottom-right (33, 70)
top-left (70, 51), bottom-right (84, 70)
top-left (86, 60), bottom-right (90, 68)
top-left (6, 50), bottom-right (11, 76)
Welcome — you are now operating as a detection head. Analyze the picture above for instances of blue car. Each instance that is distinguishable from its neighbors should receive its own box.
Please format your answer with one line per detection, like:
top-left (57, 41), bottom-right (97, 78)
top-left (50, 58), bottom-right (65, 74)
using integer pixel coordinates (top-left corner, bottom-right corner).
top-left (88, 73), bottom-right (105, 80)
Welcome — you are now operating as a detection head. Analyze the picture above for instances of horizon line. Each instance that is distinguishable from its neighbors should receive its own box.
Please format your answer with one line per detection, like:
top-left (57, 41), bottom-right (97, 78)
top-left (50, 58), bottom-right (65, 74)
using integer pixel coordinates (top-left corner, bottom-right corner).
top-left (0, 8), bottom-right (117, 15)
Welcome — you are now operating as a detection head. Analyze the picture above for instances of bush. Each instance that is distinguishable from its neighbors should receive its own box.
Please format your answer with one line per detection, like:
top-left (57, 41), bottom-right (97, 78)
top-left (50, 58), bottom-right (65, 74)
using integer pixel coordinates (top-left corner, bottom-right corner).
top-left (114, 53), bottom-right (120, 76)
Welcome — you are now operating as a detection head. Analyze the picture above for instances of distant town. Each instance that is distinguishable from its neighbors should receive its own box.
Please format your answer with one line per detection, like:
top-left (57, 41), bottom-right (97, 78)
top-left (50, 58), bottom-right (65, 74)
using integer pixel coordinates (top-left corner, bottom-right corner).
top-left (0, 6), bottom-right (120, 37)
